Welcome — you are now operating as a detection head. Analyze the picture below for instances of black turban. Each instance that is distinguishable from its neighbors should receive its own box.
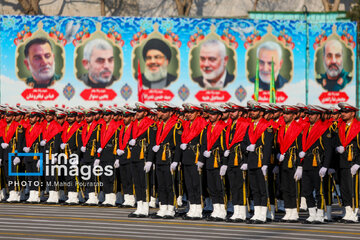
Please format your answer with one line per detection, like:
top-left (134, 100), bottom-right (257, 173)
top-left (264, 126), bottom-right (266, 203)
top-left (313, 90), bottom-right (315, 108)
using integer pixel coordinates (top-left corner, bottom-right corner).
top-left (142, 39), bottom-right (171, 61)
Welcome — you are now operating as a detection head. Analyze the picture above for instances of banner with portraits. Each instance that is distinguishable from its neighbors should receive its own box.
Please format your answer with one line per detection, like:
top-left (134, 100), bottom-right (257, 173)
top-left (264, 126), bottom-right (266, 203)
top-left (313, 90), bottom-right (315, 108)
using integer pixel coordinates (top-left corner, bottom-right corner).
top-left (0, 15), bottom-right (357, 107)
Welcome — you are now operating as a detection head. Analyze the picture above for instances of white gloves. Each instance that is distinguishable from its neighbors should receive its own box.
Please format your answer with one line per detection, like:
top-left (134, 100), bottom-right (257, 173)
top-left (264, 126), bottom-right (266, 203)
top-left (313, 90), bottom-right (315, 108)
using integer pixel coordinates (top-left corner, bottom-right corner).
top-left (246, 144), bottom-right (256, 152)
top-left (144, 161), bottom-right (152, 173)
top-left (0, 159), bottom-right (2, 167)
top-left (351, 164), bottom-right (360, 176)
top-left (117, 149), bottom-right (125, 156)
top-left (279, 154), bottom-right (285, 162)
top-left (37, 160), bottom-right (40, 169)
top-left (152, 145), bottom-right (160, 153)
top-left (40, 140), bottom-right (46, 146)
top-left (13, 157), bottom-right (20, 165)
top-left (319, 167), bottom-right (327, 178)
top-left (273, 166), bottom-right (279, 174)
top-left (294, 166), bottom-right (303, 181)
top-left (299, 151), bottom-right (306, 158)
top-left (170, 162), bottom-right (178, 171)
top-left (177, 196), bottom-right (183, 207)
top-left (196, 161), bottom-right (204, 171)
top-left (60, 143), bottom-right (66, 150)
top-left (224, 150), bottom-right (230, 157)
top-left (23, 147), bottom-right (30, 153)
top-left (114, 159), bottom-right (120, 169)
top-left (261, 165), bottom-right (268, 176)
top-left (240, 163), bottom-right (248, 171)
top-left (94, 159), bottom-right (100, 167)
top-left (129, 139), bottom-right (136, 146)
top-left (336, 146), bottom-right (345, 154)
top-left (220, 165), bottom-right (228, 176)
top-left (51, 157), bottom-right (57, 165)
top-left (180, 143), bottom-right (187, 150)
top-left (80, 146), bottom-right (86, 153)
top-left (97, 148), bottom-right (103, 153)
top-left (203, 150), bottom-right (211, 158)
top-left (328, 168), bottom-right (336, 175)
top-left (1, 143), bottom-right (9, 149)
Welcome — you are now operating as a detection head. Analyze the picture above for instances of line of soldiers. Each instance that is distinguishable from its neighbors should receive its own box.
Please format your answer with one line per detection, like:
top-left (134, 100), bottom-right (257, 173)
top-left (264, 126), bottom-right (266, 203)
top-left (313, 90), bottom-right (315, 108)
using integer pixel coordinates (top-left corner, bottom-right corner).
top-left (0, 100), bottom-right (359, 224)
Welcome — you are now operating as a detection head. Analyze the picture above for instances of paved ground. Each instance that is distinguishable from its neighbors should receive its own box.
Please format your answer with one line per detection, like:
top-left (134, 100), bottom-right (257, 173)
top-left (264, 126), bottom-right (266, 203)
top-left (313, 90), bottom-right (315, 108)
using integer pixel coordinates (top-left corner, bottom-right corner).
top-left (0, 203), bottom-right (359, 240)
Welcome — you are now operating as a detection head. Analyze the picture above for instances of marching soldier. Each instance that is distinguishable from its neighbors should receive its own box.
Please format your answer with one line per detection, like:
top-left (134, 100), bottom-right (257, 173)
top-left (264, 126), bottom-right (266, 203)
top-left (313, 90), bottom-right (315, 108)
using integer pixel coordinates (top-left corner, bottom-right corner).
top-left (150, 102), bottom-right (182, 219)
top-left (334, 102), bottom-right (360, 223)
top-left (128, 103), bottom-right (156, 218)
top-left (180, 103), bottom-right (208, 220)
top-left (242, 100), bottom-right (273, 224)
top-left (223, 102), bottom-right (250, 222)
top-left (296, 105), bottom-right (332, 223)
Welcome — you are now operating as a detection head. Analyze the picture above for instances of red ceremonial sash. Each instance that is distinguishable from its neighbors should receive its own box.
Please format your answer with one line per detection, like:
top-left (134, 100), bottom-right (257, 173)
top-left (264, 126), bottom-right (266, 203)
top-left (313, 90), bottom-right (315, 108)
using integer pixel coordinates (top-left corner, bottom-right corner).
top-left (278, 120), bottom-right (303, 154)
top-left (119, 122), bottom-right (133, 150)
top-left (2, 121), bottom-right (20, 144)
top-left (42, 120), bottom-right (62, 142)
top-left (25, 122), bottom-right (43, 147)
top-left (248, 118), bottom-right (272, 144)
top-left (156, 115), bottom-right (178, 145)
top-left (100, 120), bottom-right (118, 149)
top-left (132, 117), bottom-right (154, 139)
top-left (181, 117), bottom-right (207, 144)
top-left (302, 120), bottom-right (332, 152)
top-left (207, 120), bottom-right (227, 151)
top-left (61, 122), bottom-right (81, 143)
top-left (20, 119), bottom-right (30, 129)
top-left (338, 118), bottom-right (360, 147)
top-left (226, 118), bottom-right (250, 149)
top-left (82, 121), bottom-right (99, 146)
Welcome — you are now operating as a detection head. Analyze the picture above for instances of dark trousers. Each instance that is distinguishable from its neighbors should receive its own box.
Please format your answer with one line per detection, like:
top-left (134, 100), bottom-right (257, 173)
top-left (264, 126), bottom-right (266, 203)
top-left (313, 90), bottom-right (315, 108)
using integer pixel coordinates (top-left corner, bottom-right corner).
top-left (339, 168), bottom-right (359, 208)
top-left (24, 160), bottom-right (40, 191)
top-left (183, 164), bottom-right (201, 204)
top-left (280, 167), bottom-right (297, 208)
top-left (120, 163), bottom-right (133, 195)
top-left (100, 161), bottom-right (115, 194)
top-left (228, 167), bottom-right (245, 205)
top-left (206, 168), bottom-right (224, 204)
top-left (131, 161), bottom-right (147, 202)
top-left (248, 168), bottom-right (267, 206)
top-left (156, 164), bottom-right (174, 205)
top-left (302, 168), bottom-right (325, 209)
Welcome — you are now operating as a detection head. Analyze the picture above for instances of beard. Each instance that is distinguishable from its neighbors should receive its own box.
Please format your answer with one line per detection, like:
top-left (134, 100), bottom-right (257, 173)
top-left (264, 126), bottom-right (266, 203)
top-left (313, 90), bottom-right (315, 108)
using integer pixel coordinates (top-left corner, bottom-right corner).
top-left (201, 64), bottom-right (225, 81)
top-left (29, 63), bottom-right (55, 83)
top-left (325, 62), bottom-right (343, 78)
top-left (259, 70), bottom-right (279, 84)
top-left (90, 69), bottom-right (113, 83)
top-left (144, 63), bottom-right (168, 82)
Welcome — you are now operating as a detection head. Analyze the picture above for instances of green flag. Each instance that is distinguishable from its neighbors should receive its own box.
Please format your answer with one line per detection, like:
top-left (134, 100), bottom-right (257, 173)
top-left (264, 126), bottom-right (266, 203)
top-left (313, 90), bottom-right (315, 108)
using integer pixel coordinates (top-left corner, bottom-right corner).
top-left (269, 58), bottom-right (276, 103)
top-left (254, 59), bottom-right (259, 101)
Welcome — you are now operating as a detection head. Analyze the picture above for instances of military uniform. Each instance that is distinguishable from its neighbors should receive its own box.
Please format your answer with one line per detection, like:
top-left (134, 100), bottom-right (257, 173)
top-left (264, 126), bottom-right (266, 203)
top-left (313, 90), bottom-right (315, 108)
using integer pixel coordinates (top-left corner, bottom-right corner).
top-left (316, 70), bottom-right (352, 92)
top-left (26, 74), bottom-right (60, 88)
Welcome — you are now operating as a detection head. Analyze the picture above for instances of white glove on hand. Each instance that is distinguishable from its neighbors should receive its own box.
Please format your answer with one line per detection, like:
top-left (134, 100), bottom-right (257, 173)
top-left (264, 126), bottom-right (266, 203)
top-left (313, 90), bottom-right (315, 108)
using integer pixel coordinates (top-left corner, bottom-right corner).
top-left (97, 148), bottom-right (102, 153)
top-left (294, 166), bottom-right (303, 181)
top-left (170, 162), bottom-right (178, 171)
top-left (203, 150), bottom-right (211, 158)
top-left (13, 157), bottom-right (20, 165)
top-left (336, 146), bottom-right (345, 154)
top-left (1, 143), bottom-right (9, 149)
top-left (240, 163), bottom-right (248, 171)
top-left (220, 165), bottom-right (228, 176)
top-left (351, 164), bottom-right (360, 176)
top-left (177, 196), bottom-right (183, 207)
top-left (299, 151), bottom-right (306, 158)
top-left (180, 143), bottom-right (187, 150)
top-left (129, 139), bottom-right (136, 146)
top-left (224, 150), bottom-right (230, 157)
top-left (261, 165), bottom-right (268, 176)
top-left (60, 143), bottom-right (66, 150)
top-left (0, 159), bottom-right (2, 167)
top-left (51, 157), bottom-right (57, 165)
top-left (196, 161), bottom-right (204, 171)
top-left (279, 154), bottom-right (285, 162)
top-left (273, 166), bottom-right (279, 174)
top-left (144, 161), bottom-right (152, 173)
top-left (152, 145), bottom-right (160, 152)
top-left (246, 144), bottom-right (256, 152)
top-left (93, 159), bottom-right (100, 167)
top-left (23, 147), bottom-right (30, 153)
top-left (40, 140), bottom-right (46, 146)
top-left (319, 167), bottom-right (327, 178)
top-left (80, 146), bottom-right (86, 153)
top-left (36, 160), bottom-right (40, 169)
top-left (114, 159), bottom-right (120, 169)
top-left (328, 168), bottom-right (336, 175)
top-left (117, 149), bottom-right (125, 156)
